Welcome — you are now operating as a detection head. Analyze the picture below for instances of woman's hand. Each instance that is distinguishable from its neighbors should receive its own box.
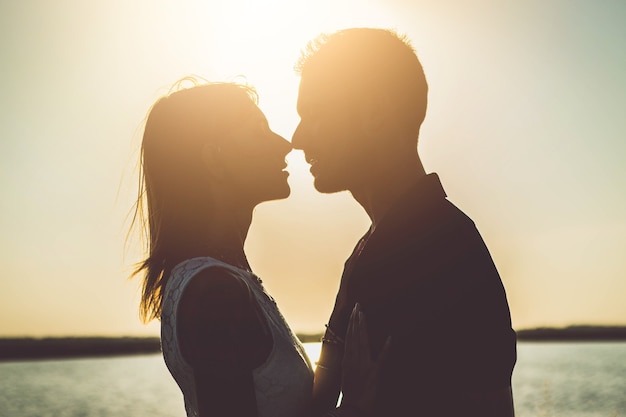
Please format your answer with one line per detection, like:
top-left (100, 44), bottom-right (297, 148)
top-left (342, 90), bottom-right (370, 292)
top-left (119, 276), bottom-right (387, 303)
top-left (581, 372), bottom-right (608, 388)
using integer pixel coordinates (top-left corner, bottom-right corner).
top-left (339, 303), bottom-right (391, 416)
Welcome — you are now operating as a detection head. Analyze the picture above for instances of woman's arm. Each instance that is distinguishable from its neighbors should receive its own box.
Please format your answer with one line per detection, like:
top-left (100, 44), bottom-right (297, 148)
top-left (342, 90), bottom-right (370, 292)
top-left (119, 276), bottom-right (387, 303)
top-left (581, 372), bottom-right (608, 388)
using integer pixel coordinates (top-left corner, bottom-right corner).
top-left (177, 267), bottom-right (271, 417)
top-left (316, 304), bottom-right (391, 417)
top-left (312, 338), bottom-right (344, 414)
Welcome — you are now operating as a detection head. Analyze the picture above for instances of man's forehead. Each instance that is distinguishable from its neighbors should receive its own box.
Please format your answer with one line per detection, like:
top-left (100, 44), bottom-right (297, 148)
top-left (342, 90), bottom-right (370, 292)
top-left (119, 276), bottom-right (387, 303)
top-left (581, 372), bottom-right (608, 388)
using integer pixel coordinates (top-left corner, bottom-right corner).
top-left (298, 73), bottom-right (356, 108)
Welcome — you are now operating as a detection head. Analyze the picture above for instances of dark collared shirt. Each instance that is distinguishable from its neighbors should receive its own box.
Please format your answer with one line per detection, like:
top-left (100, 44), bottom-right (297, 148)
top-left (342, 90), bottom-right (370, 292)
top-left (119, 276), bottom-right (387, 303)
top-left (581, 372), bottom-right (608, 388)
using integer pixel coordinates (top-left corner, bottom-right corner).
top-left (328, 173), bottom-right (517, 416)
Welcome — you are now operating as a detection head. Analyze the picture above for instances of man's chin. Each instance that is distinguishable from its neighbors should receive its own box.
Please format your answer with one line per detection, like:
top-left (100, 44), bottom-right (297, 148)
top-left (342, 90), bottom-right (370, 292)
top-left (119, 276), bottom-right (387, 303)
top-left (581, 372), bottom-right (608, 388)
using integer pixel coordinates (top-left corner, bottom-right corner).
top-left (312, 178), bottom-right (346, 194)
top-left (259, 188), bottom-right (291, 205)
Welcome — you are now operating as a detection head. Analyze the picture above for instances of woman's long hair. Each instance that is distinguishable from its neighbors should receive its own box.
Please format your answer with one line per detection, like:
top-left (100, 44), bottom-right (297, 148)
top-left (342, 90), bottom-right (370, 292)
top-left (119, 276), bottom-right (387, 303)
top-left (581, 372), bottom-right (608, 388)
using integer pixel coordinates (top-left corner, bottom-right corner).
top-left (130, 79), bottom-right (258, 322)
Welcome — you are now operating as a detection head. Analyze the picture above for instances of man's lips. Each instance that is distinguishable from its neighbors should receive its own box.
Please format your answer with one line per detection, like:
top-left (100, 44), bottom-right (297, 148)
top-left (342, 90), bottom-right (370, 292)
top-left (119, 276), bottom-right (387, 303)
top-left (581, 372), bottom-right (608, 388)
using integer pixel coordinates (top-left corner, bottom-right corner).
top-left (305, 156), bottom-right (318, 166)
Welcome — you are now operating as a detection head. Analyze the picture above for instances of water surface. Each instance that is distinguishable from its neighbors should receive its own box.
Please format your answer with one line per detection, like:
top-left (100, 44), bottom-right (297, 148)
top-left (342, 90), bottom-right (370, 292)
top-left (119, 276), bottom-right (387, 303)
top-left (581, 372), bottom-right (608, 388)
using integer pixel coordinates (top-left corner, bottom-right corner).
top-left (1, 342), bottom-right (624, 417)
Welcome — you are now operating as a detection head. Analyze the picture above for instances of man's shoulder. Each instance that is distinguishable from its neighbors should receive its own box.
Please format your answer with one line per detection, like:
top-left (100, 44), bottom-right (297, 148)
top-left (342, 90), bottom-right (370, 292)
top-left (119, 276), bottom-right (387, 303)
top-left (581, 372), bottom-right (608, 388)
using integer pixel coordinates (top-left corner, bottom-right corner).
top-left (362, 198), bottom-right (489, 279)
top-left (396, 196), bottom-right (478, 247)
top-left (392, 174), bottom-right (476, 232)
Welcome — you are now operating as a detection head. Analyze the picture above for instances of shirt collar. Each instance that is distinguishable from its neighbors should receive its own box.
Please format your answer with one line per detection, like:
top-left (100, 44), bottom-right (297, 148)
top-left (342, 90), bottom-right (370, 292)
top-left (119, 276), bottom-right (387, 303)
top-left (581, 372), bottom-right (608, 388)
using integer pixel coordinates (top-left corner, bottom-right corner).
top-left (360, 173), bottom-right (448, 257)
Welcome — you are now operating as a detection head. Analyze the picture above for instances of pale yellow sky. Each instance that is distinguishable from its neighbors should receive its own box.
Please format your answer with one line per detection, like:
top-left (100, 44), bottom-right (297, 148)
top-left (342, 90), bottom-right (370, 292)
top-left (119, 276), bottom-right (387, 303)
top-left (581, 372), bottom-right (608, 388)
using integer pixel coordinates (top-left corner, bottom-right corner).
top-left (1, 0), bottom-right (625, 336)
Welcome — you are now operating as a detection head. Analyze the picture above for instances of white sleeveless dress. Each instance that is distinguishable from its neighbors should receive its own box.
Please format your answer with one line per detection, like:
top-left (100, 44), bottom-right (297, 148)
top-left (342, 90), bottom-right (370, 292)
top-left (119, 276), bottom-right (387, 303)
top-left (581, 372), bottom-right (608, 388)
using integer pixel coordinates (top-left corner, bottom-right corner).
top-left (161, 257), bottom-right (314, 417)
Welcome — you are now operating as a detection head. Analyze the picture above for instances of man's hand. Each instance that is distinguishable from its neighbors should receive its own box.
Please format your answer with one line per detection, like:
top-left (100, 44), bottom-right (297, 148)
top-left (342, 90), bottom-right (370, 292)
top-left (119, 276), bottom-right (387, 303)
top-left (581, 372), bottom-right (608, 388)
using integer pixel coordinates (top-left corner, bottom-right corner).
top-left (340, 303), bottom-right (391, 416)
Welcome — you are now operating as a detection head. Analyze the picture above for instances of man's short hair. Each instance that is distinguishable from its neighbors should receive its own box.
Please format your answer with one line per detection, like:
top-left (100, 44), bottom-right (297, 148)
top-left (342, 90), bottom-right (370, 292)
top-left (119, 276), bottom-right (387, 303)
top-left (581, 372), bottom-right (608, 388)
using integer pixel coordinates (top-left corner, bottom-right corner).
top-left (296, 28), bottom-right (428, 138)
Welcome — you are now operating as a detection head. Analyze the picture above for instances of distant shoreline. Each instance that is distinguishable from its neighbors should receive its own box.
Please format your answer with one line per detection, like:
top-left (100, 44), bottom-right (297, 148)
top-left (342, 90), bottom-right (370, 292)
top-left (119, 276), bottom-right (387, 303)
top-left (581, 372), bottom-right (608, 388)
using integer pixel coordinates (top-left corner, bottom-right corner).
top-left (514, 325), bottom-right (626, 341)
top-left (1, 326), bottom-right (625, 361)
top-left (0, 337), bottom-right (161, 362)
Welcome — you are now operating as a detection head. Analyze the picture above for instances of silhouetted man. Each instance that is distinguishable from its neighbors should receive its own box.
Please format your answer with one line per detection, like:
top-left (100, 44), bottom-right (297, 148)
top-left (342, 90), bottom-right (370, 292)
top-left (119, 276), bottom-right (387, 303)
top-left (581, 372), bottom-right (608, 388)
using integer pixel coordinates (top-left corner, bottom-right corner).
top-left (292, 28), bottom-right (516, 416)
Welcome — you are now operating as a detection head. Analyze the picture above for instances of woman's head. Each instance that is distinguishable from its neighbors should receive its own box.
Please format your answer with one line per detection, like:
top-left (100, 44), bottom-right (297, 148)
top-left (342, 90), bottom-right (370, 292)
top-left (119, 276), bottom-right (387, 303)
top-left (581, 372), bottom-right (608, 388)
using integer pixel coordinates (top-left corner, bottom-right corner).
top-left (134, 80), bottom-right (291, 321)
top-left (142, 81), bottom-right (291, 211)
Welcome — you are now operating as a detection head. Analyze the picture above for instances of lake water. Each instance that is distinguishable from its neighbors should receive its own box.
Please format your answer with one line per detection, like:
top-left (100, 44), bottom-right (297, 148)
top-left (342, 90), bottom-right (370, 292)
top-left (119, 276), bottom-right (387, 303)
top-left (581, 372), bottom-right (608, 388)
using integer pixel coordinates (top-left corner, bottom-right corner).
top-left (1, 342), bottom-right (624, 417)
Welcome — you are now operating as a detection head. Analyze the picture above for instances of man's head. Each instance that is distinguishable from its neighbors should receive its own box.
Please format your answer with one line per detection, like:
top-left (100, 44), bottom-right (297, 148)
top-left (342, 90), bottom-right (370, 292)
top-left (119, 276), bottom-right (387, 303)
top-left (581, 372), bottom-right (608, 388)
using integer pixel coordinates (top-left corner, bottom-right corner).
top-left (292, 28), bottom-right (428, 194)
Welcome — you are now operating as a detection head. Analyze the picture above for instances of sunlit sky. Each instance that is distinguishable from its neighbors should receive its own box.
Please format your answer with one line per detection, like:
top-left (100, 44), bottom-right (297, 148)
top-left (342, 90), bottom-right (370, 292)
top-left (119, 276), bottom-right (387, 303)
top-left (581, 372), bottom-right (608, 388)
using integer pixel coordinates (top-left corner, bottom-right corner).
top-left (1, 0), bottom-right (625, 337)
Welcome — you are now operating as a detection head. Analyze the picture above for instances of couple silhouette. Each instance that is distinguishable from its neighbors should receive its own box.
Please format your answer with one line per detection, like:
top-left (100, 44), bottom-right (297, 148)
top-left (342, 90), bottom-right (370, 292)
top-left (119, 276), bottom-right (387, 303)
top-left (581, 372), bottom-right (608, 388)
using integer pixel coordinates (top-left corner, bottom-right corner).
top-left (132, 28), bottom-right (516, 417)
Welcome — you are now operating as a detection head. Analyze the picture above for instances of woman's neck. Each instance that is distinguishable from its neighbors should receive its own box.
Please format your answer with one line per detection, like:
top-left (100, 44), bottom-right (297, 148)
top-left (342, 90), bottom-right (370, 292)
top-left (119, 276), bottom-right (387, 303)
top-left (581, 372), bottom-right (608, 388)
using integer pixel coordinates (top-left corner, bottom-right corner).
top-left (202, 200), bottom-right (254, 270)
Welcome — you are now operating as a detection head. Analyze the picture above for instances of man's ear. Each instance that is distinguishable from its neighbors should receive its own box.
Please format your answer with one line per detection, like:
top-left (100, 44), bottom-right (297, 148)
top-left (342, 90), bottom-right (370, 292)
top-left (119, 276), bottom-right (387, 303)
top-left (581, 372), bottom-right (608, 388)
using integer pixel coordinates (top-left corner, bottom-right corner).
top-left (200, 143), bottom-right (225, 181)
top-left (358, 93), bottom-right (391, 139)
top-left (359, 92), bottom-right (413, 146)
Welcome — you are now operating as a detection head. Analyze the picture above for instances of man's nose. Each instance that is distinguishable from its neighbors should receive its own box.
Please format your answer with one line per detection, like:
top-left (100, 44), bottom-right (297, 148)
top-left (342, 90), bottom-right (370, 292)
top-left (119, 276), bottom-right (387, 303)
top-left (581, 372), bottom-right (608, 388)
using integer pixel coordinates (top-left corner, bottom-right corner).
top-left (291, 121), bottom-right (307, 150)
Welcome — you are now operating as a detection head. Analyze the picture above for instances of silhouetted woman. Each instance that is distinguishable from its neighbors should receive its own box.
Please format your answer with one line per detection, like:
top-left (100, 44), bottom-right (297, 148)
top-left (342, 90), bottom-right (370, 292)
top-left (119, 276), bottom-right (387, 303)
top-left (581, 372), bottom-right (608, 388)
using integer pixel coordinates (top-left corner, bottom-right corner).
top-left (131, 80), bottom-right (381, 417)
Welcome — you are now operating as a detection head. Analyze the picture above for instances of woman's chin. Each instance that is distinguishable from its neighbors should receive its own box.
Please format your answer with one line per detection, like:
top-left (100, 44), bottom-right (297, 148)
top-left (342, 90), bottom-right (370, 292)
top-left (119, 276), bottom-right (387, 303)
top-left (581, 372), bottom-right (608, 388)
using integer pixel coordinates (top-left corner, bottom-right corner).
top-left (273, 185), bottom-right (292, 201)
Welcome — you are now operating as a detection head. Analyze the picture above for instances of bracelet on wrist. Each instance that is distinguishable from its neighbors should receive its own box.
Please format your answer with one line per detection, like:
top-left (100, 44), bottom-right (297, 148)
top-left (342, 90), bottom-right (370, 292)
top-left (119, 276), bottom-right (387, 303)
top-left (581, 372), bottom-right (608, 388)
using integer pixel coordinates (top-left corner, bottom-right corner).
top-left (322, 324), bottom-right (345, 346)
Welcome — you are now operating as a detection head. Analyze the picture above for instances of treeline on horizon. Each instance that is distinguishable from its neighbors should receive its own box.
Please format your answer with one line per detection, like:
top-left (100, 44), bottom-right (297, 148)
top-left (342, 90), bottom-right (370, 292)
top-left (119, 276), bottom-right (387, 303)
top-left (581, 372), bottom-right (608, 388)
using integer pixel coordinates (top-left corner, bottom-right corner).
top-left (1, 325), bottom-right (626, 361)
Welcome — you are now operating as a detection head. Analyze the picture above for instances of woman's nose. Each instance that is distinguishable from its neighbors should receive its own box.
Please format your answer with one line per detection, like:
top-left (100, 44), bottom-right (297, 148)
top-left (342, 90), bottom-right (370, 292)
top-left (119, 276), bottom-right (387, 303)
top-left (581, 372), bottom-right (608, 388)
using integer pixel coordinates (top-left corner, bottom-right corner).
top-left (274, 132), bottom-right (293, 155)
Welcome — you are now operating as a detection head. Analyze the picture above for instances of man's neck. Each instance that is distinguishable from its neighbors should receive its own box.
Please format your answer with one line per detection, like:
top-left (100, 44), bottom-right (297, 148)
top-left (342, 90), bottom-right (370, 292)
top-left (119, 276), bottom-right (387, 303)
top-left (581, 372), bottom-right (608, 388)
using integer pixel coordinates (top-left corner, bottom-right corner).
top-left (351, 155), bottom-right (426, 229)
